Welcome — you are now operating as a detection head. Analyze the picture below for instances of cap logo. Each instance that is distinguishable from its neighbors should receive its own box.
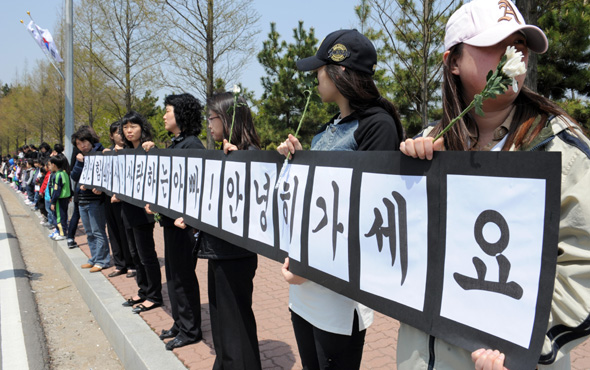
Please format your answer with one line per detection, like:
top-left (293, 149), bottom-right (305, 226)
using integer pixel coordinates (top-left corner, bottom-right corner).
top-left (498, 0), bottom-right (521, 24)
top-left (328, 44), bottom-right (350, 62)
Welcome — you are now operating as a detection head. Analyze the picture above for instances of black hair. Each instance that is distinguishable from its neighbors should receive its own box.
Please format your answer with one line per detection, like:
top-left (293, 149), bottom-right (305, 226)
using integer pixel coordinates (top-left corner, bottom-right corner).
top-left (119, 111), bottom-right (153, 148)
top-left (164, 93), bottom-right (203, 136)
top-left (206, 92), bottom-right (261, 150)
top-left (39, 142), bottom-right (51, 153)
top-left (324, 65), bottom-right (404, 141)
top-left (49, 154), bottom-right (69, 173)
top-left (30, 145), bottom-right (38, 151)
top-left (53, 143), bottom-right (64, 154)
top-left (71, 125), bottom-right (100, 146)
top-left (109, 121), bottom-right (120, 135)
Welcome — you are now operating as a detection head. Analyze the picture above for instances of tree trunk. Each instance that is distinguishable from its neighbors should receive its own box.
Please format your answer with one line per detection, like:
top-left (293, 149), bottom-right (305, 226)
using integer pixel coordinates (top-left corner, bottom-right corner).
top-left (125, 0), bottom-right (133, 112)
top-left (516, 0), bottom-right (539, 92)
top-left (205, 0), bottom-right (215, 149)
top-left (421, 0), bottom-right (430, 127)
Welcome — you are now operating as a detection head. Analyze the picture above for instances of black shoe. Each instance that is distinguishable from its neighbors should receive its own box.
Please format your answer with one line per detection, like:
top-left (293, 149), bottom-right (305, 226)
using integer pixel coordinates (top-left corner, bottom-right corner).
top-left (126, 270), bottom-right (137, 278)
top-left (67, 239), bottom-right (78, 249)
top-left (165, 335), bottom-right (202, 350)
top-left (132, 302), bottom-right (161, 314)
top-left (122, 297), bottom-right (145, 307)
top-left (108, 269), bottom-right (127, 278)
top-left (159, 329), bottom-right (178, 340)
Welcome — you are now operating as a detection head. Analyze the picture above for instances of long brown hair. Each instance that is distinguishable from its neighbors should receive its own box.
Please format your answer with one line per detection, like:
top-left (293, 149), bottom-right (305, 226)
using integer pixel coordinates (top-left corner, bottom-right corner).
top-left (207, 92), bottom-right (261, 150)
top-left (434, 43), bottom-right (577, 151)
top-left (325, 65), bottom-right (404, 141)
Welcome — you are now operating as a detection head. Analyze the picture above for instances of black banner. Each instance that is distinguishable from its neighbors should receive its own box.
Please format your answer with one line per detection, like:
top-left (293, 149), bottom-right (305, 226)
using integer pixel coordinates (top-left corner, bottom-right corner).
top-left (80, 148), bottom-right (561, 369)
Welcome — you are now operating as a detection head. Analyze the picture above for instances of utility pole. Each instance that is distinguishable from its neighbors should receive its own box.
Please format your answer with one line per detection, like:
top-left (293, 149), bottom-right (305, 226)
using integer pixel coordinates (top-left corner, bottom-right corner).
top-left (65, 0), bottom-right (74, 160)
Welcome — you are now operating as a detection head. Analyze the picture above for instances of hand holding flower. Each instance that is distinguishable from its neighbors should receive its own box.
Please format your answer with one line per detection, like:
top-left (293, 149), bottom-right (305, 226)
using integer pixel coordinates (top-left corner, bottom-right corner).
top-left (434, 46), bottom-right (527, 141)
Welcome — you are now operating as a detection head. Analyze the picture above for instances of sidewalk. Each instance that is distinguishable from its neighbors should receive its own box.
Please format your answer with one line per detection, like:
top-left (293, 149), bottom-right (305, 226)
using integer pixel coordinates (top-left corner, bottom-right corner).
top-left (5, 181), bottom-right (590, 369)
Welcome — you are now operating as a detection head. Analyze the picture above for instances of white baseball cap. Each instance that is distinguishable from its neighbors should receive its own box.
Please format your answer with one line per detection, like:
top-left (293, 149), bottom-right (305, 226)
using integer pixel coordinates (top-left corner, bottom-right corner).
top-left (444, 0), bottom-right (548, 53)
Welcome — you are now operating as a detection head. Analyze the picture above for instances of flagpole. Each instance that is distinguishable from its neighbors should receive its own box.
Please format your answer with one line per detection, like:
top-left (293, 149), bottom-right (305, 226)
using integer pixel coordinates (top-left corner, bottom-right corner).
top-left (21, 14), bottom-right (65, 80)
top-left (64, 0), bottom-right (74, 160)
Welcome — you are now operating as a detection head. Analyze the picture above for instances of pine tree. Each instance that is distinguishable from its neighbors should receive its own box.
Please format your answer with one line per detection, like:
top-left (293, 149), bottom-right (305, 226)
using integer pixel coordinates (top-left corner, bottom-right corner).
top-left (256, 22), bottom-right (337, 149)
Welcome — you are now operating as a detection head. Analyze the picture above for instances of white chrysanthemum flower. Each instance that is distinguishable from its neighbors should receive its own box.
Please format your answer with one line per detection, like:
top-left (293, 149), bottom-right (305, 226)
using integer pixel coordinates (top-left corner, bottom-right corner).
top-left (502, 46), bottom-right (527, 92)
top-left (231, 84), bottom-right (241, 94)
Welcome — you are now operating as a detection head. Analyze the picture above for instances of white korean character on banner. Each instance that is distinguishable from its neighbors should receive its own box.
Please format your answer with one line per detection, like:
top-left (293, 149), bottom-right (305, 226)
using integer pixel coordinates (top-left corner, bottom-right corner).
top-left (308, 166), bottom-right (353, 281)
top-left (201, 160), bottom-right (222, 228)
top-left (143, 155), bottom-right (158, 204)
top-left (170, 157), bottom-right (186, 213)
top-left (441, 175), bottom-right (546, 348)
top-left (221, 161), bottom-right (246, 237)
top-left (186, 157), bottom-right (203, 221)
top-left (249, 162), bottom-right (277, 247)
top-left (133, 155), bottom-right (147, 201)
top-left (359, 172), bottom-right (428, 311)
top-left (157, 156), bottom-right (171, 209)
top-left (276, 163), bottom-right (309, 258)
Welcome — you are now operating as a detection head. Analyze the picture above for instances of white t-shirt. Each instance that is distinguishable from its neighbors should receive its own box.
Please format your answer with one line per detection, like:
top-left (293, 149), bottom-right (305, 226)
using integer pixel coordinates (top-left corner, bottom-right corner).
top-left (289, 281), bottom-right (374, 335)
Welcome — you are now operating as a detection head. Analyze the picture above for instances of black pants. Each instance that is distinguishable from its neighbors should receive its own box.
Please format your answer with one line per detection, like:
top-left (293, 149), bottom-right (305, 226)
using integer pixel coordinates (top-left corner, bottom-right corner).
top-left (55, 198), bottom-right (69, 236)
top-left (105, 201), bottom-right (133, 271)
top-left (125, 223), bottom-right (162, 304)
top-left (37, 196), bottom-right (47, 217)
top-left (291, 310), bottom-right (366, 370)
top-left (67, 201), bottom-right (79, 239)
top-left (208, 256), bottom-right (261, 370)
top-left (164, 226), bottom-right (202, 341)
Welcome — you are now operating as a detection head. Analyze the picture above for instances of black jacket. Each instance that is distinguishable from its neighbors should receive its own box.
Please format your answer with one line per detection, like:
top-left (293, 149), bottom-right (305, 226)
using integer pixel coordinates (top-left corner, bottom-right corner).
top-left (160, 133), bottom-right (205, 228)
top-left (70, 143), bottom-right (105, 205)
top-left (197, 144), bottom-right (257, 260)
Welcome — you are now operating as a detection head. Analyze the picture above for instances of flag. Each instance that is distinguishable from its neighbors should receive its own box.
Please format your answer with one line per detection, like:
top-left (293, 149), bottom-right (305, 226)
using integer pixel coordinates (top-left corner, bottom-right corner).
top-left (26, 20), bottom-right (44, 49)
top-left (26, 20), bottom-right (63, 63)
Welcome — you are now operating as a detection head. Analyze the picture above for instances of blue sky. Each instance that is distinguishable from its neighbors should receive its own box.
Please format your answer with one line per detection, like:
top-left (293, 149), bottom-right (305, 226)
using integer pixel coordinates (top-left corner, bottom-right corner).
top-left (1, 0), bottom-right (362, 99)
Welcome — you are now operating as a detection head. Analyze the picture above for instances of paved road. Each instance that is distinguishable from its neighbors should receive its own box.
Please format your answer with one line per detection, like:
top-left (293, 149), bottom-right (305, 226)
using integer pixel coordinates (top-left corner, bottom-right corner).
top-left (0, 199), bottom-right (47, 370)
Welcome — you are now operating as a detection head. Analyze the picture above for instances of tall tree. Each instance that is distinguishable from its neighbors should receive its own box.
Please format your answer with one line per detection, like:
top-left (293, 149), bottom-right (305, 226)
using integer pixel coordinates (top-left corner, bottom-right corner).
top-left (74, 0), bottom-right (122, 128)
top-left (370, 0), bottom-right (459, 136)
top-left (160, 0), bottom-right (260, 148)
top-left (82, 0), bottom-right (165, 115)
top-left (515, 0), bottom-right (542, 91)
top-left (354, 1), bottom-right (395, 113)
top-left (257, 22), bottom-right (337, 149)
top-left (536, 0), bottom-right (590, 100)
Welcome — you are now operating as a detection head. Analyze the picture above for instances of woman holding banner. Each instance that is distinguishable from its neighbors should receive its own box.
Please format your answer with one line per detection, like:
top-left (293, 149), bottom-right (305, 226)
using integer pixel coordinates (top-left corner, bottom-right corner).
top-left (399, 0), bottom-right (590, 369)
top-left (277, 29), bottom-right (404, 370)
top-left (189, 91), bottom-right (263, 369)
top-left (113, 111), bottom-right (162, 314)
top-left (143, 93), bottom-right (205, 351)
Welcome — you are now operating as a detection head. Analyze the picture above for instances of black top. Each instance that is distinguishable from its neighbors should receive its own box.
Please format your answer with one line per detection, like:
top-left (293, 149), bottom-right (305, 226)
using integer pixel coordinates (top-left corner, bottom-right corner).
top-left (198, 145), bottom-right (257, 260)
top-left (160, 134), bottom-right (205, 228)
top-left (70, 143), bottom-right (105, 204)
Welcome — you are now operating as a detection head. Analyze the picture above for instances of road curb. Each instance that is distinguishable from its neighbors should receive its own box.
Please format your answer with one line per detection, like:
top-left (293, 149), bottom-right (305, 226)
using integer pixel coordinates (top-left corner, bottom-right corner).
top-left (9, 185), bottom-right (187, 370)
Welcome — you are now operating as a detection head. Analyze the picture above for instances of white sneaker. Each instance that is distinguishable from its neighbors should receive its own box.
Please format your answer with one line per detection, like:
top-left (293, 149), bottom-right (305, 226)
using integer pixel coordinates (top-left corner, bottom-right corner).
top-left (48, 230), bottom-right (58, 238)
top-left (53, 235), bottom-right (66, 241)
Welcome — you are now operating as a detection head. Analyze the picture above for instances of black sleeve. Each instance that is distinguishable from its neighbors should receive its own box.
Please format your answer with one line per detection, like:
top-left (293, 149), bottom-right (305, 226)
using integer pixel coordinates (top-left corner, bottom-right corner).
top-left (354, 112), bottom-right (401, 151)
top-left (174, 136), bottom-right (205, 150)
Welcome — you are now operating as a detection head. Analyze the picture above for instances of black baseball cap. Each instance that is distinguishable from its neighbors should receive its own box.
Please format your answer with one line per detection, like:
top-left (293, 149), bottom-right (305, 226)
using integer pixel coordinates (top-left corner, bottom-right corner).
top-left (296, 29), bottom-right (377, 75)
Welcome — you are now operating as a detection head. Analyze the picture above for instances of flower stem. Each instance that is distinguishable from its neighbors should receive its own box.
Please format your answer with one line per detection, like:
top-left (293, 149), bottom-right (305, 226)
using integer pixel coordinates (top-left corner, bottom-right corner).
top-left (294, 90), bottom-right (313, 138)
top-left (228, 93), bottom-right (239, 144)
top-left (433, 98), bottom-right (477, 141)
